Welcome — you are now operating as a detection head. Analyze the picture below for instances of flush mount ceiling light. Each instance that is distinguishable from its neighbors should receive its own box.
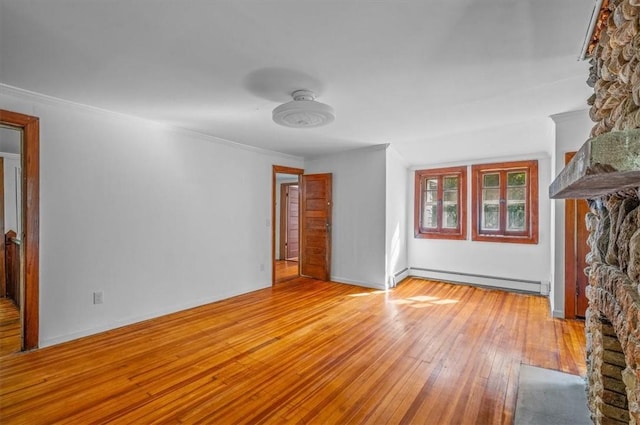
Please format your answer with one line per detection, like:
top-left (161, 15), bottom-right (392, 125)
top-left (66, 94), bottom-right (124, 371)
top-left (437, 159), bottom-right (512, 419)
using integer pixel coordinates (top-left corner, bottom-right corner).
top-left (273, 90), bottom-right (335, 128)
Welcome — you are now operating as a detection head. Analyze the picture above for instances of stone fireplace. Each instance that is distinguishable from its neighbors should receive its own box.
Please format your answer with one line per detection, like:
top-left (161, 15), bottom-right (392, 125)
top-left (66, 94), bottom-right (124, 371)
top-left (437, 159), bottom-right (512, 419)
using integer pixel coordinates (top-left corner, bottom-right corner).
top-left (584, 193), bottom-right (640, 424)
top-left (550, 0), bottom-right (640, 423)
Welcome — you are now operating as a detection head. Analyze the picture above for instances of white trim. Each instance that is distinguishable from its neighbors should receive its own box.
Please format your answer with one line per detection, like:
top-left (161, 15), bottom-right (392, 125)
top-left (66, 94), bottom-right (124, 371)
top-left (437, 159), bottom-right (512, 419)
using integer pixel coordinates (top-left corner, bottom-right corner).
top-left (579, 0), bottom-right (605, 60)
top-left (391, 268), bottom-right (410, 288)
top-left (552, 309), bottom-right (565, 318)
top-left (0, 152), bottom-right (20, 160)
top-left (0, 84), bottom-right (303, 161)
top-left (540, 281), bottom-right (550, 296)
top-left (385, 144), bottom-right (411, 168)
top-left (305, 143), bottom-right (389, 161)
top-left (331, 276), bottom-right (387, 290)
top-left (409, 267), bottom-right (542, 294)
top-left (549, 109), bottom-right (590, 124)
top-left (40, 284), bottom-right (272, 347)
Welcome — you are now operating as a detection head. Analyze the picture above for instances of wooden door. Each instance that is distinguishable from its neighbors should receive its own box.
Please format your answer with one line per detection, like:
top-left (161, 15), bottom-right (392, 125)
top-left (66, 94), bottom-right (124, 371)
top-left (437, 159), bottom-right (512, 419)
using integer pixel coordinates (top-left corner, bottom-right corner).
top-left (300, 173), bottom-right (332, 281)
top-left (565, 152), bottom-right (590, 318)
top-left (575, 198), bottom-right (590, 317)
top-left (0, 158), bottom-right (5, 297)
top-left (286, 185), bottom-right (299, 259)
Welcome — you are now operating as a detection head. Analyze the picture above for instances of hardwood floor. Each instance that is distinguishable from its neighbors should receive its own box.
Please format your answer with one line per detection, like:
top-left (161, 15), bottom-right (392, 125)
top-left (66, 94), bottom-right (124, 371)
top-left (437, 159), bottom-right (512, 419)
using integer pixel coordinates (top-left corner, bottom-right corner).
top-left (0, 298), bottom-right (20, 357)
top-left (0, 278), bottom-right (586, 424)
top-left (275, 259), bottom-right (298, 283)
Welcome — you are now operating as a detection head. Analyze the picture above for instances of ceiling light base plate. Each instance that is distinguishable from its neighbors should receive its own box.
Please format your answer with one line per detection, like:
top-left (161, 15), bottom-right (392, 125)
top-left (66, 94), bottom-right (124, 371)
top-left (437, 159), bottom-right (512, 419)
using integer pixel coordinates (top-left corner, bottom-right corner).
top-left (273, 90), bottom-right (335, 128)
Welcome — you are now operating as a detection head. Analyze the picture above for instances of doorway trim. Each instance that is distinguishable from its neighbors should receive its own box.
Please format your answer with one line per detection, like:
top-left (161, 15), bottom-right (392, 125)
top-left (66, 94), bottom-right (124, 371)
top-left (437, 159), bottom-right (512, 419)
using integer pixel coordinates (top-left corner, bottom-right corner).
top-left (564, 151), bottom-right (589, 319)
top-left (0, 158), bottom-right (5, 298)
top-left (0, 109), bottom-right (40, 350)
top-left (272, 165), bottom-right (304, 285)
top-left (565, 194), bottom-right (577, 319)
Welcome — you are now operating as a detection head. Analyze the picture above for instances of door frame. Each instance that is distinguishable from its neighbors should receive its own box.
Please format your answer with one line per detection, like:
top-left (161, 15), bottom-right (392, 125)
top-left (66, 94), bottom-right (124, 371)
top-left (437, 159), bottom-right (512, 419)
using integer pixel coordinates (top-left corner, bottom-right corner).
top-left (0, 158), bottom-right (5, 297)
top-left (272, 165), bottom-right (304, 285)
top-left (564, 151), bottom-right (588, 319)
top-left (0, 110), bottom-right (40, 350)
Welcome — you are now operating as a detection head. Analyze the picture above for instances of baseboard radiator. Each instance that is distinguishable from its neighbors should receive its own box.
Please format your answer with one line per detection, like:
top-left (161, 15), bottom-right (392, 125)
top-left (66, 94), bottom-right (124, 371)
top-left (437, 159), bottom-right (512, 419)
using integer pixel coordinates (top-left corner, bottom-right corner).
top-left (408, 267), bottom-right (546, 295)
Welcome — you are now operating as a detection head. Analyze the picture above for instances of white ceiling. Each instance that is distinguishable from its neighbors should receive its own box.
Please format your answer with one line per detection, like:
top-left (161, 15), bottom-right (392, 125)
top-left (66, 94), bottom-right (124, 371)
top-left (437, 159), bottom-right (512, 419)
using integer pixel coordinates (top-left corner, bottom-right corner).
top-left (0, 0), bottom-right (595, 161)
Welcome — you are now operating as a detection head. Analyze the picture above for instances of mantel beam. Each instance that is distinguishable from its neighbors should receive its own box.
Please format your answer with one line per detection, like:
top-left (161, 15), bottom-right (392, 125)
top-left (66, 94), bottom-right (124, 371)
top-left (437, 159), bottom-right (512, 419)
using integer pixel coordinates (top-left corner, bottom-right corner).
top-left (549, 130), bottom-right (640, 199)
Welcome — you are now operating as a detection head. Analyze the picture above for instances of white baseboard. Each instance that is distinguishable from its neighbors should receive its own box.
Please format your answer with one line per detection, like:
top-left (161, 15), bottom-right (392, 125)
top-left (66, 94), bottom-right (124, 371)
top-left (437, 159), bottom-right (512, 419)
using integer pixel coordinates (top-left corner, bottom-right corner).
top-left (540, 281), bottom-right (550, 295)
top-left (409, 267), bottom-right (542, 294)
top-left (391, 268), bottom-right (410, 287)
top-left (331, 276), bottom-right (387, 290)
top-left (41, 285), bottom-right (271, 347)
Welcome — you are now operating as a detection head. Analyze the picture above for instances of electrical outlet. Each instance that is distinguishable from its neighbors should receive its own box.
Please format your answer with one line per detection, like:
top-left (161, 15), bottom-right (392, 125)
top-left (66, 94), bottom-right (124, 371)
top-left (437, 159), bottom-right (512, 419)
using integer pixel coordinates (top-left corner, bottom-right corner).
top-left (93, 291), bottom-right (104, 304)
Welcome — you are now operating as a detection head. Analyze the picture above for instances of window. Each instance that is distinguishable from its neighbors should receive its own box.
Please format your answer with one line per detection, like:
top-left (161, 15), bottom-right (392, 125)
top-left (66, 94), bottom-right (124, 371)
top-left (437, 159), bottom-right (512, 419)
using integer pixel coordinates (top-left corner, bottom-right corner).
top-left (414, 166), bottom-right (466, 240)
top-left (471, 160), bottom-right (538, 244)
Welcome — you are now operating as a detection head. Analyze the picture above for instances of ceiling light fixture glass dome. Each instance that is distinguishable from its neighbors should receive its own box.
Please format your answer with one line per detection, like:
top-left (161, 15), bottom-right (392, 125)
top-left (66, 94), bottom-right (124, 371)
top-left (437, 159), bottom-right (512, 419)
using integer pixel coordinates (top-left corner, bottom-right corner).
top-left (273, 90), bottom-right (335, 128)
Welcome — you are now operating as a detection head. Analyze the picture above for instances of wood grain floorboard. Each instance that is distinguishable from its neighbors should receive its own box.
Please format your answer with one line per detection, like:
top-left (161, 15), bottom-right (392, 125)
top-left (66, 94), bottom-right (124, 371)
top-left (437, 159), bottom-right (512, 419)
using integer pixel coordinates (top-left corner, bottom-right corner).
top-left (0, 298), bottom-right (20, 357)
top-left (275, 260), bottom-right (298, 283)
top-left (0, 277), bottom-right (586, 424)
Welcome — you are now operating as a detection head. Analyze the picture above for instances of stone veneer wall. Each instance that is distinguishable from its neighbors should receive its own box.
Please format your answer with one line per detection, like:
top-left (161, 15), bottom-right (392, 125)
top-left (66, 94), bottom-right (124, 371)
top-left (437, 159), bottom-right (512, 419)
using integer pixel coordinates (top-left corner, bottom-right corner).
top-left (585, 0), bottom-right (640, 424)
top-left (586, 191), bottom-right (640, 424)
top-left (588, 0), bottom-right (640, 137)
top-left (587, 311), bottom-right (631, 424)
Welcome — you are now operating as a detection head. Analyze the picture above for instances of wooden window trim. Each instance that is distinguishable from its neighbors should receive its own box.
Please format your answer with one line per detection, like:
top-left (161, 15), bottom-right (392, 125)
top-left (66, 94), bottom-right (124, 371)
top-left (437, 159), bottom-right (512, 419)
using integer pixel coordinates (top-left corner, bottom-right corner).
top-left (414, 166), bottom-right (467, 240)
top-left (471, 160), bottom-right (538, 244)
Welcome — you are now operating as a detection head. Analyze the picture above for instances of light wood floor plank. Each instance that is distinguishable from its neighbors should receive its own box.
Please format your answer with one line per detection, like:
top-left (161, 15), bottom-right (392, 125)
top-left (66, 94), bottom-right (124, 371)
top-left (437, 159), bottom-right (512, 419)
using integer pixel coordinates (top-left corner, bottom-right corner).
top-left (0, 278), bottom-right (586, 424)
top-left (0, 298), bottom-right (20, 357)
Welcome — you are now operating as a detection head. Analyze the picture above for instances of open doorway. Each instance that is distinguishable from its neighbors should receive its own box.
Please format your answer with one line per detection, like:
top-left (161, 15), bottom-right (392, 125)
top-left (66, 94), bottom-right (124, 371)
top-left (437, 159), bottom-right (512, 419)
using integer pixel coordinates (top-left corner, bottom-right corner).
top-left (0, 126), bottom-right (21, 355)
top-left (272, 165), bottom-right (333, 285)
top-left (272, 166), bottom-right (303, 284)
top-left (0, 109), bottom-right (40, 352)
top-left (280, 182), bottom-right (299, 261)
top-left (277, 181), bottom-right (299, 283)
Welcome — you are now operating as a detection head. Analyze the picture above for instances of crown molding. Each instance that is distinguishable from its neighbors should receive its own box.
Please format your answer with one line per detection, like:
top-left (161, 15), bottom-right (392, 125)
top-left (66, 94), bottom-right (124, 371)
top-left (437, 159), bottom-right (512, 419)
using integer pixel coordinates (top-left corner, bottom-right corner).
top-left (549, 109), bottom-right (590, 124)
top-left (0, 84), bottom-right (303, 162)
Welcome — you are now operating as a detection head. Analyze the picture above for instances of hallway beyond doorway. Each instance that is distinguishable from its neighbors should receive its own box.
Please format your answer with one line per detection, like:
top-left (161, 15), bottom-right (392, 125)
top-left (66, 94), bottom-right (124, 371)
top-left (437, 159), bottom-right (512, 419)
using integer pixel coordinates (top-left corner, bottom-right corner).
top-left (0, 297), bottom-right (20, 356)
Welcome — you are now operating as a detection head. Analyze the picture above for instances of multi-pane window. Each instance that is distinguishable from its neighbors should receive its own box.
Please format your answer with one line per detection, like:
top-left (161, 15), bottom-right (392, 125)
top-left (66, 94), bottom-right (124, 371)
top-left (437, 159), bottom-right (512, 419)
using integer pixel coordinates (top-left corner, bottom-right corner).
top-left (414, 166), bottom-right (466, 240)
top-left (471, 160), bottom-right (538, 244)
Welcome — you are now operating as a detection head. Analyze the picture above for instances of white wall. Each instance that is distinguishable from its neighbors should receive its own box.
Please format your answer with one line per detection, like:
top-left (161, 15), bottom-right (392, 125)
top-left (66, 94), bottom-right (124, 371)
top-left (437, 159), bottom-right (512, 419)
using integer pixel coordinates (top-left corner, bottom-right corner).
top-left (407, 119), bottom-right (556, 293)
top-left (397, 119), bottom-right (556, 166)
top-left (0, 126), bottom-right (21, 154)
top-left (549, 109), bottom-right (592, 317)
top-left (0, 127), bottom-right (21, 233)
top-left (305, 145), bottom-right (387, 289)
top-left (1, 85), bottom-right (303, 346)
top-left (385, 145), bottom-right (408, 287)
top-left (1, 154), bottom-right (20, 234)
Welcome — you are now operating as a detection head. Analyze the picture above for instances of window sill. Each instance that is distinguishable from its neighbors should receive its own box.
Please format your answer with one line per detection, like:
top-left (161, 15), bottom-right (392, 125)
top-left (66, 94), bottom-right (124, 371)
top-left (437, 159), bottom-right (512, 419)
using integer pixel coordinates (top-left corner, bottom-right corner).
top-left (471, 234), bottom-right (538, 244)
top-left (415, 232), bottom-right (466, 240)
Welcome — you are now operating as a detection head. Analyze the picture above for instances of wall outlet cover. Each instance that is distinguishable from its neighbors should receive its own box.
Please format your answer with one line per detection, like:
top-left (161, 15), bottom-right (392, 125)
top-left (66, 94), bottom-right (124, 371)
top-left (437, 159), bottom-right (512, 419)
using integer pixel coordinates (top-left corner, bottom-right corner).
top-left (93, 291), bottom-right (104, 304)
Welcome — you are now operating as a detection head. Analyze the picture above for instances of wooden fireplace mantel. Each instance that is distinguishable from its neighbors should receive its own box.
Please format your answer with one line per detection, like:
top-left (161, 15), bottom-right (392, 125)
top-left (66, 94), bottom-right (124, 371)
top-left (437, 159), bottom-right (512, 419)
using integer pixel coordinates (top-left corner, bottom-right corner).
top-left (549, 129), bottom-right (640, 199)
